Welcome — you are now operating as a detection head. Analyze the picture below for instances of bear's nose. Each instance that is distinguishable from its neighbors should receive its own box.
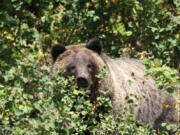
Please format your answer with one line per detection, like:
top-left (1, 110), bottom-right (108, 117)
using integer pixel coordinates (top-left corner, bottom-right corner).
top-left (77, 76), bottom-right (88, 88)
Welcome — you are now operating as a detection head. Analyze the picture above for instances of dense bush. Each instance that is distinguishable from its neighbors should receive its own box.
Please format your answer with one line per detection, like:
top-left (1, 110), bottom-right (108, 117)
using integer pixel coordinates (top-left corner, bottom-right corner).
top-left (0, 0), bottom-right (179, 134)
top-left (0, 0), bottom-right (179, 66)
top-left (0, 57), bottom-right (158, 134)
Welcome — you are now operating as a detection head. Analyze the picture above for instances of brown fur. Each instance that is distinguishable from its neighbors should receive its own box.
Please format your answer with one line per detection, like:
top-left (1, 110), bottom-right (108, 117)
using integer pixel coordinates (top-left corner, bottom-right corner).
top-left (51, 44), bottom-right (179, 133)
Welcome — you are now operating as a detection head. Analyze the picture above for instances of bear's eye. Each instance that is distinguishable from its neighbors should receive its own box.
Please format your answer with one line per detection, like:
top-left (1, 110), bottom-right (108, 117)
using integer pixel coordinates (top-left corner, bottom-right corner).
top-left (87, 63), bottom-right (93, 69)
top-left (70, 65), bottom-right (75, 70)
top-left (68, 65), bottom-right (76, 74)
top-left (70, 65), bottom-right (75, 71)
top-left (87, 63), bottom-right (94, 72)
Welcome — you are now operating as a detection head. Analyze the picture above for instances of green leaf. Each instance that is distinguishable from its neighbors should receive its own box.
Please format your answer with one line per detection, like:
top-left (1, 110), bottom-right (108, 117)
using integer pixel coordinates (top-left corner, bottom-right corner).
top-left (126, 31), bottom-right (132, 36)
top-left (128, 99), bottom-right (134, 104)
top-left (166, 87), bottom-right (174, 93)
top-left (166, 125), bottom-right (172, 130)
top-left (128, 80), bottom-right (132, 86)
top-left (131, 72), bottom-right (134, 77)
top-left (154, 59), bottom-right (162, 67)
top-left (161, 123), bottom-right (167, 127)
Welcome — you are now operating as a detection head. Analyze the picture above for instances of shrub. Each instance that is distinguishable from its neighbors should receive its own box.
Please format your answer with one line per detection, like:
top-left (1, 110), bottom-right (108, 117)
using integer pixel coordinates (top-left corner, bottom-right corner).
top-left (0, 55), bottom-right (159, 135)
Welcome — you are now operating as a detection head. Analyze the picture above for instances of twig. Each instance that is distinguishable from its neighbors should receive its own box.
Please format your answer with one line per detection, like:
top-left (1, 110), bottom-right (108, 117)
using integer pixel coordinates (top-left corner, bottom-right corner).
top-left (65, 24), bottom-right (77, 45)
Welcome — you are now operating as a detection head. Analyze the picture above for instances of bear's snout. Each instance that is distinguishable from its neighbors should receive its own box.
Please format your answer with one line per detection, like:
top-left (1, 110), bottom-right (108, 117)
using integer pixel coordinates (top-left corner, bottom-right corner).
top-left (77, 76), bottom-right (89, 88)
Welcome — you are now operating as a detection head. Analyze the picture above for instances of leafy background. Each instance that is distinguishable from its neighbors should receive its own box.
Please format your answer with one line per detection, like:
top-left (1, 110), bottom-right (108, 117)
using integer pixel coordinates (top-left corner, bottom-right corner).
top-left (0, 0), bottom-right (179, 134)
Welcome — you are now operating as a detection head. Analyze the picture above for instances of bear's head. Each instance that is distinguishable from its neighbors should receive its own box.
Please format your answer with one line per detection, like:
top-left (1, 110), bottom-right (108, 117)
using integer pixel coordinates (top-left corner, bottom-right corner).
top-left (51, 38), bottom-right (105, 98)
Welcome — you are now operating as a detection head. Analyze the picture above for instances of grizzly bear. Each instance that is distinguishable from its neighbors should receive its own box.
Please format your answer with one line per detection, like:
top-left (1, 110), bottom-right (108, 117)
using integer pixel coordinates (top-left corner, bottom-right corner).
top-left (51, 38), bottom-right (178, 133)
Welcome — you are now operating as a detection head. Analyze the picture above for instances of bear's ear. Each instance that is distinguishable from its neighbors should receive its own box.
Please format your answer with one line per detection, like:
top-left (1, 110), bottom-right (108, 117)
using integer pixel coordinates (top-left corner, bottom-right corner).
top-left (51, 44), bottom-right (66, 61)
top-left (86, 38), bottom-right (102, 54)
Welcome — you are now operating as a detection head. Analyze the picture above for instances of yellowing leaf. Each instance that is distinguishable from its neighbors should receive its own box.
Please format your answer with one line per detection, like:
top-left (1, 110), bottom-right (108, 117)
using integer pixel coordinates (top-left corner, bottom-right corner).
top-left (92, 105), bottom-right (96, 111)
top-left (6, 34), bottom-right (14, 41)
top-left (3, 31), bottom-right (8, 35)
top-left (174, 104), bottom-right (177, 110)
top-left (37, 50), bottom-right (43, 59)
top-left (175, 34), bottom-right (179, 39)
top-left (164, 9), bottom-right (168, 12)
top-left (177, 11), bottom-right (180, 15)
top-left (170, 82), bottom-right (176, 87)
top-left (164, 104), bottom-right (169, 110)
top-left (136, 22), bottom-right (139, 27)
top-left (1, 110), bottom-right (5, 115)
top-left (4, 116), bottom-right (9, 120)
top-left (52, 40), bottom-right (58, 45)
top-left (178, 99), bottom-right (180, 104)
top-left (73, 89), bottom-right (79, 95)
top-left (22, 40), bottom-right (27, 45)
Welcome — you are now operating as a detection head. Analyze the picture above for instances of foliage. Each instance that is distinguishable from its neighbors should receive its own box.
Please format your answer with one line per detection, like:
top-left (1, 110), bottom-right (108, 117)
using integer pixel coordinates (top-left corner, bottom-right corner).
top-left (0, 0), bottom-right (179, 134)
top-left (143, 58), bottom-right (180, 91)
top-left (0, 0), bottom-right (179, 66)
top-left (0, 57), bottom-right (157, 134)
